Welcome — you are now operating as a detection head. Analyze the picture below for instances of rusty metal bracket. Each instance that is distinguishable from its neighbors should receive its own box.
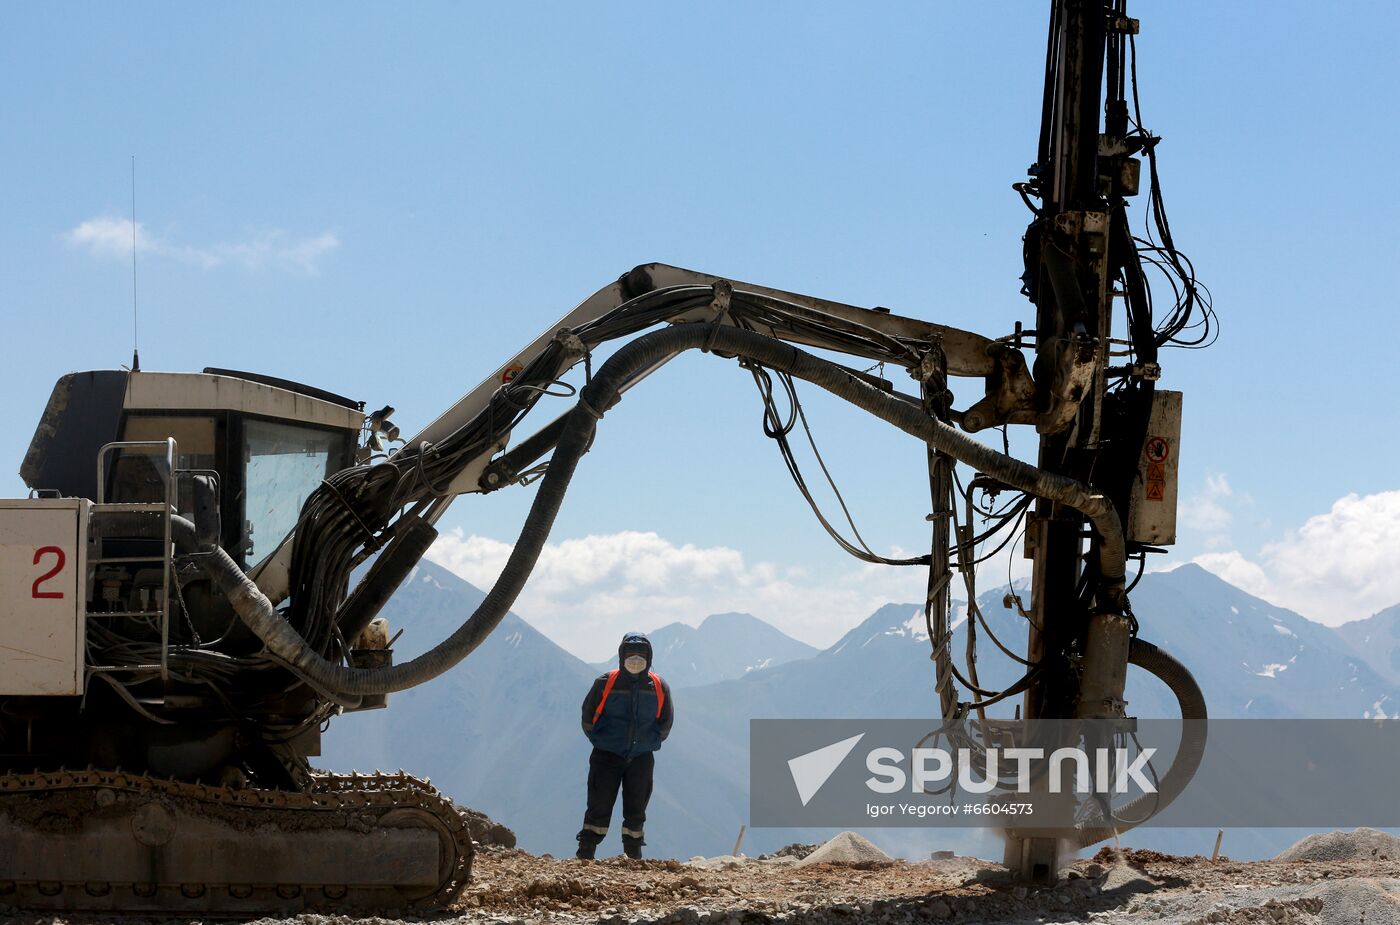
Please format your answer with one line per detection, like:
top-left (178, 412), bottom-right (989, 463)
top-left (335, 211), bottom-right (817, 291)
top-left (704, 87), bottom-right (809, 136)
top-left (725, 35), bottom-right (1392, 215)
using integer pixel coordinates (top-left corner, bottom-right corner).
top-left (701, 280), bottom-right (734, 353)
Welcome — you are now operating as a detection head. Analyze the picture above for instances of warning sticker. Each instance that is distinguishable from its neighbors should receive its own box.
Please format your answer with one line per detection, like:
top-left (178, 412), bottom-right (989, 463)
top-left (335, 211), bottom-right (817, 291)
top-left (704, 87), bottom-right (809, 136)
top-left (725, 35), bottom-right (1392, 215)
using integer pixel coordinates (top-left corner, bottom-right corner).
top-left (1144, 436), bottom-right (1170, 464)
top-left (1146, 461), bottom-right (1166, 481)
top-left (502, 364), bottom-right (525, 384)
top-left (1145, 480), bottom-right (1166, 501)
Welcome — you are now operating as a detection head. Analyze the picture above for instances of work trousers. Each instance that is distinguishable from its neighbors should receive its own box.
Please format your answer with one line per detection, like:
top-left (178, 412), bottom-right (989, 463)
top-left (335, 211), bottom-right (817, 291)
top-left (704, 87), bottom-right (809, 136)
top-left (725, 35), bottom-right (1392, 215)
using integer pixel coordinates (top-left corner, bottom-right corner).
top-left (578, 747), bottom-right (654, 847)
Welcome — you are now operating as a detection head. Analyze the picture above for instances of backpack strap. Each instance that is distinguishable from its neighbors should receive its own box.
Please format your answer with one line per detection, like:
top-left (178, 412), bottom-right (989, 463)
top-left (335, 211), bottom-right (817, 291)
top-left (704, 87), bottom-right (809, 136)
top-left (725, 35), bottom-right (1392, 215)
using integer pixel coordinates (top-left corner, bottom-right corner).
top-left (649, 671), bottom-right (665, 719)
top-left (592, 670), bottom-right (621, 724)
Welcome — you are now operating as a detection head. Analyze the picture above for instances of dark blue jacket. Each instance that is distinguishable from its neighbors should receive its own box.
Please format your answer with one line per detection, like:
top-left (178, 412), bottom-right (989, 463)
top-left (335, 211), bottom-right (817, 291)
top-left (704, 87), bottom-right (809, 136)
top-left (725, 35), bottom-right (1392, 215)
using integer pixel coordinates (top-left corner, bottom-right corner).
top-left (581, 632), bottom-right (674, 759)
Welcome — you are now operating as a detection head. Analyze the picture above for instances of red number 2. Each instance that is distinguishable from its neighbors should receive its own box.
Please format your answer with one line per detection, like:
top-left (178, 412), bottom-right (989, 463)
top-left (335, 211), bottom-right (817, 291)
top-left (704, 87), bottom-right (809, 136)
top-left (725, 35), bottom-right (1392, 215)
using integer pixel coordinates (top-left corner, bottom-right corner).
top-left (32, 546), bottom-right (66, 599)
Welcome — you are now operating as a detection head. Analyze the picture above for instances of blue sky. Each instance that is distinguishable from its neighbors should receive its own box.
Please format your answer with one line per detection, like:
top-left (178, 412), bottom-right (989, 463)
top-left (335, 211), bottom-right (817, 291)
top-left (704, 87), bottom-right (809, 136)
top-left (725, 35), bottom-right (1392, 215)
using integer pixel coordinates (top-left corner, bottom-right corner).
top-left (3, 3), bottom-right (1398, 658)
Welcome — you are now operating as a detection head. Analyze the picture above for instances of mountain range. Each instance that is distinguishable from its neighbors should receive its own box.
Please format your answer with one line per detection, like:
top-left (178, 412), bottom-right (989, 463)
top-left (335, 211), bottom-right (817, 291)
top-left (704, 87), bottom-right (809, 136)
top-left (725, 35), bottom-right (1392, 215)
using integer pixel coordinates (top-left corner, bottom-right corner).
top-left (319, 560), bottom-right (1399, 862)
top-left (1336, 603), bottom-right (1400, 688)
top-left (589, 611), bottom-right (818, 688)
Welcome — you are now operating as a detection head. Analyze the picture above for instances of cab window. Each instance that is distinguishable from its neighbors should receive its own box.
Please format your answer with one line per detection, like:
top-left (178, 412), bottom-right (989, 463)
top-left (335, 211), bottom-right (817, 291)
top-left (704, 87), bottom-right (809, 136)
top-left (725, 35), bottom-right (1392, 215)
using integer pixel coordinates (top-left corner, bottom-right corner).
top-left (242, 419), bottom-right (350, 562)
top-left (110, 415), bottom-right (218, 505)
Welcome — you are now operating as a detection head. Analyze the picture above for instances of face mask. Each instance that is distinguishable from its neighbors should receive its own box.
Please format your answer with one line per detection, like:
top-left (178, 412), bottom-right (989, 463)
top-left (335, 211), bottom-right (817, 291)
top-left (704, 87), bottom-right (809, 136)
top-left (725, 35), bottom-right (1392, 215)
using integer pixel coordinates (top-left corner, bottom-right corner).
top-left (623, 654), bottom-right (647, 675)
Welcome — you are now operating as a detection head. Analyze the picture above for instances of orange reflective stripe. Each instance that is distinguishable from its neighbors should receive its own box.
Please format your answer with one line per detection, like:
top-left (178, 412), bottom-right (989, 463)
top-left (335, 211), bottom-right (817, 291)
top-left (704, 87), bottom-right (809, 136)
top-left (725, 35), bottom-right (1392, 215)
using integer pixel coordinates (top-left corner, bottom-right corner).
top-left (592, 670), bottom-right (620, 724)
top-left (649, 671), bottom-right (664, 719)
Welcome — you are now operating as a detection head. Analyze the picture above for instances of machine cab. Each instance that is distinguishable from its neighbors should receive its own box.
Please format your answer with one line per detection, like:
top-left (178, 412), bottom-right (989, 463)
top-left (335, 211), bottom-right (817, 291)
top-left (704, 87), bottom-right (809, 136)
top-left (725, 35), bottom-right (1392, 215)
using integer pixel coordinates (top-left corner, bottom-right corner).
top-left (22, 368), bottom-right (364, 568)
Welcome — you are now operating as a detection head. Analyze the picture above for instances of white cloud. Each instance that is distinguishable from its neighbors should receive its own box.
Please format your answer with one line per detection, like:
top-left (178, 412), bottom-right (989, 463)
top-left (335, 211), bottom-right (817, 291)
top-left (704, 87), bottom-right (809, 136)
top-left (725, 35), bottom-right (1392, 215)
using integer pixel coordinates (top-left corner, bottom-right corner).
top-left (426, 528), bottom-right (960, 661)
top-left (67, 216), bottom-right (160, 259)
top-left (1189, 489), bottom-right (1400, 625)
top-left (1180, 471), bottom-right (1234, 534)
top-left (1189, 550), bottom-right (1270, 598)
top-left (64, 216), bottom-right (339, 274)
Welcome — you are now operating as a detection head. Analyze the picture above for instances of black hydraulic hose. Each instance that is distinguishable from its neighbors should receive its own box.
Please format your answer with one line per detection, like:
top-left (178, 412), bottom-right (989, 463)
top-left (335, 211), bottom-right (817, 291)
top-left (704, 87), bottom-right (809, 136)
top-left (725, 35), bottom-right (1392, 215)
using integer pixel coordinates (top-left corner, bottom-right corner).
top-left (1074, 638), bottom-right (1208, 848)
top-left (336, 515), bottom-right (440, 644)
top-left (209, 323), bottom-right (1126, 695)
top-left (87, 511), bottom-right (369, 708)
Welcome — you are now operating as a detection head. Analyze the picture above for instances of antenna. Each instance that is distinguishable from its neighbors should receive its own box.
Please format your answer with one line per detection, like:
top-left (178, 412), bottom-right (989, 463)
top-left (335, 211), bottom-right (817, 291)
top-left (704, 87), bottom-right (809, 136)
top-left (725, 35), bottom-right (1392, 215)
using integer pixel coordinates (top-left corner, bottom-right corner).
top-left (130, 155), bottom-right (140, 372)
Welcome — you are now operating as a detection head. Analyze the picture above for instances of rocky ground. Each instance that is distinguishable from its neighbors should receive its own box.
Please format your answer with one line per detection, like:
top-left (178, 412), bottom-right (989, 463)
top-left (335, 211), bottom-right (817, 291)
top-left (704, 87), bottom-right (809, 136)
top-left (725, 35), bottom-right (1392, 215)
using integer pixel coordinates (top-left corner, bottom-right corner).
top-left (4, 830), bottom-right (1400, 925)
top-left (437, 836), bottom-right (1400, 925)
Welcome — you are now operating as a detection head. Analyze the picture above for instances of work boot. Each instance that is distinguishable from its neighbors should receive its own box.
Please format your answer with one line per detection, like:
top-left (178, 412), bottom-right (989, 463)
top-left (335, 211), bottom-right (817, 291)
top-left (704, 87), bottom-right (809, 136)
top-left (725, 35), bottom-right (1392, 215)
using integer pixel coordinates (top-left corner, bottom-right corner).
top-left (576, 840), bottom-right (597, 860)
top-left (623, 838), bottom-right (643, 860)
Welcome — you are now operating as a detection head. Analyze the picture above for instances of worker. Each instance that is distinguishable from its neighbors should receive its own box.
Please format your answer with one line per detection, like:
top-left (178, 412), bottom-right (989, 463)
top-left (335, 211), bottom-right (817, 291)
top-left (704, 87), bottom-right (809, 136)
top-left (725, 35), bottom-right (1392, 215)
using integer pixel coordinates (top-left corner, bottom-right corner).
top-left (576, 631), bottom-right (674, 860)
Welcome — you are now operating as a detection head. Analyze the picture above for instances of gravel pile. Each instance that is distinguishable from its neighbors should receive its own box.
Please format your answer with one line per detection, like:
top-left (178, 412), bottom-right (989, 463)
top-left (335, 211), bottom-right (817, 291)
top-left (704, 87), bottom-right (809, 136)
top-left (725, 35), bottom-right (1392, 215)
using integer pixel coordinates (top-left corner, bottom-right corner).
top-left (758, 843), bottom-right (819, 861)
top-left (1275, 827), bottom-right (1400, 863)
top-left (795, 831), bottom-right (893, 867)
top-left (1314, 878), bottom-right (1400, 925)
top-left (1100, 863), bottom-right (1158, 895)
top-left (457, 803), bottom-right (517, 848)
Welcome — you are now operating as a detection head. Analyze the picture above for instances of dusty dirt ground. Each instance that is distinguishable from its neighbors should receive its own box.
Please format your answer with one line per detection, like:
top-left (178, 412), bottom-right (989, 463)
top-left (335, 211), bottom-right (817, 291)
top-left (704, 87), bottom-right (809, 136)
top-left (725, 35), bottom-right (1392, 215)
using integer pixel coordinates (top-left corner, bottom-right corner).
top-left (4, 843), bottom-right (1400, 925)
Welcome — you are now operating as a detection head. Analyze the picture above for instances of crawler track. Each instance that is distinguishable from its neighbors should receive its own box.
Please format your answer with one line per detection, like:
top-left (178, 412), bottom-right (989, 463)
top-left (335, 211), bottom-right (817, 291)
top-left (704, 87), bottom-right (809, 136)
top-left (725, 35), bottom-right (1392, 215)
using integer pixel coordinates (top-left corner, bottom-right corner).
top-left (0, 768), bottom-right (472, 915)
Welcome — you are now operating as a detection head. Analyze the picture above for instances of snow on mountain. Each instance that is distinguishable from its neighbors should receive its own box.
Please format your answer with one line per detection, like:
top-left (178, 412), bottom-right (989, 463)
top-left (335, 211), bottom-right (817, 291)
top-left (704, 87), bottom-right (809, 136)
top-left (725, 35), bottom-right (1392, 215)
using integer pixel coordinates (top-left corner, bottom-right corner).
top-left (1127, 564), bottom-right (1395, 719)
top-left (1335, 603), bottom-right (1400, 688)
top-left (590, 611), bottom-right (818, 688)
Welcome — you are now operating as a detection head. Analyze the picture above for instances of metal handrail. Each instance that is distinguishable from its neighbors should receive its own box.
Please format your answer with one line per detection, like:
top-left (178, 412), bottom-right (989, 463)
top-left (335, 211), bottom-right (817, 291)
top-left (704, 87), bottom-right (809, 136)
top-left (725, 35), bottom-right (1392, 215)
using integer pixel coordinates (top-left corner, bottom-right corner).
top-left (94, 438), bottom-right (177, 681)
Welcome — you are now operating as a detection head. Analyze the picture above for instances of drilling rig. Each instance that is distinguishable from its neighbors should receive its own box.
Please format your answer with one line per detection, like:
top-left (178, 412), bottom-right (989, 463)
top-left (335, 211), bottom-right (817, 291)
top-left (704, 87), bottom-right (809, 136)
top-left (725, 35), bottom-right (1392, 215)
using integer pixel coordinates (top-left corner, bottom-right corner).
top-left (996, 0), bottom-right (1211, 879)
top-left (0, 0), bottom-right (1209, 910)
